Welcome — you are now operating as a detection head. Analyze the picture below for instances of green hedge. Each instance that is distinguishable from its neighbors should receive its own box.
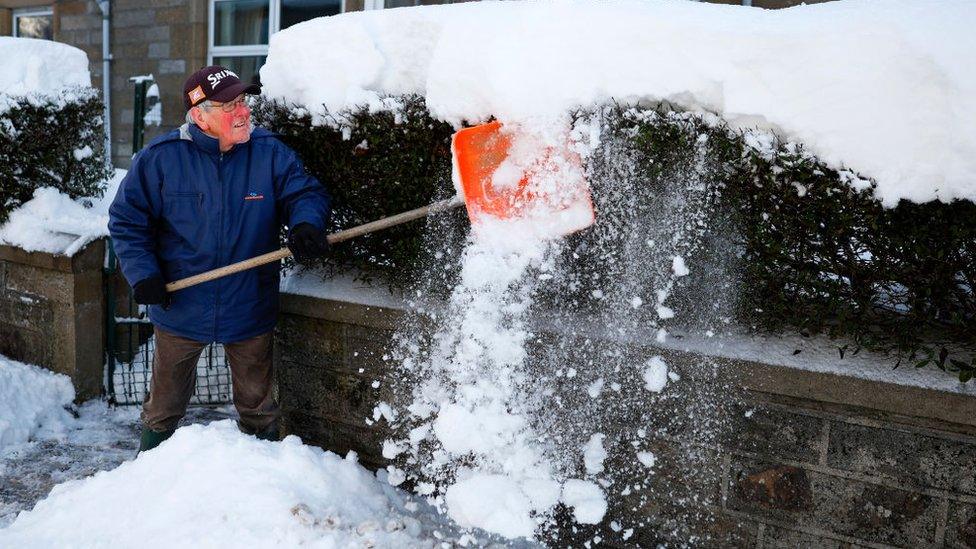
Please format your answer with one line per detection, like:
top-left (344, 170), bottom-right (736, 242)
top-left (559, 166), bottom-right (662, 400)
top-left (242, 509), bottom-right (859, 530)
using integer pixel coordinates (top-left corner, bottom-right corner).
top-left (0, 88), bottom-right (112, 223)
top-left (253, 96), bottom-right (975, 379)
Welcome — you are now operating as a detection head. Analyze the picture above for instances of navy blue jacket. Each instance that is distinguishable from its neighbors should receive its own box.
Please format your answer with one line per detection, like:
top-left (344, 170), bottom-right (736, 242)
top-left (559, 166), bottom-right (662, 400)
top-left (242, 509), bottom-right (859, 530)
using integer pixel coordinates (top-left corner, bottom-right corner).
top-left (108, 124), bottom-right (330, 343)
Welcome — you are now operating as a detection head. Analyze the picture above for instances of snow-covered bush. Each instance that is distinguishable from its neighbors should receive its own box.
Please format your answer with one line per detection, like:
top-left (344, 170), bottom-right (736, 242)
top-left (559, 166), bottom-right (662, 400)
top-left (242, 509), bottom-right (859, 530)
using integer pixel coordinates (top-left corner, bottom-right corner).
top-left (0, 37), bottom-right (111, 224)
top-left (252, 97), bottom-right (974, 378)
top-left (252, 96), bottom-right (458, 283)
top-left (0, 89), bottom-right (112, 224)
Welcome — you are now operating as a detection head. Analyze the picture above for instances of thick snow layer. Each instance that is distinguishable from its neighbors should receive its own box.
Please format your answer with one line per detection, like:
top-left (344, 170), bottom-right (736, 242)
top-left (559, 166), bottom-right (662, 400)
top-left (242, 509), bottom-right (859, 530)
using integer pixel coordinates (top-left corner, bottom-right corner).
top-left (262, 0), bottom-right (976, 206)
top-left (0, 37), bottom-right (90, 96)
top-left (0, 169), bottom-right (124, 256)
top-left (0, 355), bottom-right (74, 453)
top-left (0, 421), bottom-right (453, 548)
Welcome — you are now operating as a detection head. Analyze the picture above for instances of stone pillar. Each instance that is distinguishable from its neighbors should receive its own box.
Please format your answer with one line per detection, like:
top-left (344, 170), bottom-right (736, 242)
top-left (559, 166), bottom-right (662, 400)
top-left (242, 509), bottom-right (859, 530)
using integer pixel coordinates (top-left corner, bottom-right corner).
top-left (0, 240), bottom-right (106, 401)
top-left (0, 8), bottom-right (11, 36)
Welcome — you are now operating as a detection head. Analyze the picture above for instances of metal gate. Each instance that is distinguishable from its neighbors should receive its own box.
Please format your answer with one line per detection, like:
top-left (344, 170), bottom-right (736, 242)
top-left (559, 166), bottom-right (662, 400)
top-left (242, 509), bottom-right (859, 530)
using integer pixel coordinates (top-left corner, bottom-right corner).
top-left (103, 77), bottom-right (232, 406)
top-left (104, 243), bottom-right (233, 406)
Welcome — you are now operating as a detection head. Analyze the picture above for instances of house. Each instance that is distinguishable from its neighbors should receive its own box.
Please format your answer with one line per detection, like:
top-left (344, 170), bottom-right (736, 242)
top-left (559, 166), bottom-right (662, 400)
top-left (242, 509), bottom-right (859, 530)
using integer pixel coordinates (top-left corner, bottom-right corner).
top-left (0, 0), bottom-right (829, 167)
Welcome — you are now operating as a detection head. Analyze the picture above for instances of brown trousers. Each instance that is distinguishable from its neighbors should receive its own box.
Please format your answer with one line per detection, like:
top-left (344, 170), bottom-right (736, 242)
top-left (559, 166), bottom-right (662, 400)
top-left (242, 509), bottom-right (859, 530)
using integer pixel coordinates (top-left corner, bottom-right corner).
top-left (142, 327), bottom-right (279, 434)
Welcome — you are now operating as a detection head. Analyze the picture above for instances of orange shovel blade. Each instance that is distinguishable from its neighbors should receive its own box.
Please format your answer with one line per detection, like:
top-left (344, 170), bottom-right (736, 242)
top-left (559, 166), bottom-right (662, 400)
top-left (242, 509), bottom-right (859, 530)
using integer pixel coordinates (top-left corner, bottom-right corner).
top-left (452, 121), bottom-right (595, 237)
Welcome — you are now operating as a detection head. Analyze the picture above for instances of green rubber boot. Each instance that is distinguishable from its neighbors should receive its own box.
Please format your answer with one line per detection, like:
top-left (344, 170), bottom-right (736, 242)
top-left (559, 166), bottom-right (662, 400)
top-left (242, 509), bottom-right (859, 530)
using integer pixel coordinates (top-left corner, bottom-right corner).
top-left (239, 420), bottom-right (280, 441)
top-left (138, 428), bottom-right (175, 454)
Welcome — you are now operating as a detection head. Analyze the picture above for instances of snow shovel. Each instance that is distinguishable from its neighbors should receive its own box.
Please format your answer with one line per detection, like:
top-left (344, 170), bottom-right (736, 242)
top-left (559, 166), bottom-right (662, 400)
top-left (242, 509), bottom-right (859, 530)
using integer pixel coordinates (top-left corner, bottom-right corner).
top-left (166, 121), bottom-right (595, 293)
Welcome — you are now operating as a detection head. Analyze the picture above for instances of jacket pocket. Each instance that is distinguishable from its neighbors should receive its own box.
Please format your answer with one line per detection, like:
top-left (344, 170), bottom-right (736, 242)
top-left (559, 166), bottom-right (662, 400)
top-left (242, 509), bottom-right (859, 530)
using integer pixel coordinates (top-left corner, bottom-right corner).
top-left (162, 192), bottom-right (204, 236)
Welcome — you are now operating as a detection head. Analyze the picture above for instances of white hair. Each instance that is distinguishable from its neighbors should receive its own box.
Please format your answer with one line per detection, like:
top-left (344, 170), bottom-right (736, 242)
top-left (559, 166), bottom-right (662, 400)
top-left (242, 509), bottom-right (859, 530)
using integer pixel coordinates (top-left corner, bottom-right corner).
top-left (185, 100), bottom-right (215, 125)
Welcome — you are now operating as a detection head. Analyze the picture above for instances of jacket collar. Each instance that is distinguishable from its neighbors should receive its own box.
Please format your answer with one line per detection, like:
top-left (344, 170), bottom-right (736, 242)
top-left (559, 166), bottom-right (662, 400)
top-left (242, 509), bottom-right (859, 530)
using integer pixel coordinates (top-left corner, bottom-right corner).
top-left (185, 123), bottom-right (223, 156)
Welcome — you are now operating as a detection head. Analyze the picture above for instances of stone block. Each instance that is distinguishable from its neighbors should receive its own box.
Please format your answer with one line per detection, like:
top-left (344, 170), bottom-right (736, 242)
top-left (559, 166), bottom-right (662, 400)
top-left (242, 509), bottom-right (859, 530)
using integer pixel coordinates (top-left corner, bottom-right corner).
top-left (760, 525), bottom-right (868, 548)
top-left (154, 6), bottom-right (189, 24)
top-left (278, 358), bottom-right (392, 426)
top-left (946, 501), bottom-right (976, 548)
top-left (735, 465), bottom-right (812, 511)
top-left (276, 316), bottom-right (345, 368)
top-left (113, 42), bottom-right (149, 60)
top-left (147, 41), bottom-right (169, 59)
top-left (115, 25), bottom-right (168, 45)
top-left (344, 329), bottom-right (396, 378)
top-left (728, 457), bottom-right (939, 547)
top-left (114, 9), bottom-right (155, 27)
top-left (59, 15), bottom-right (94, 32)
top-left (827, 421), bottom-right (976, 496)
top-left (280, 292), bottom-right (405, 330)
top-left (281, 410), bottom-right (389, 470)
top-left (4, 264), bottom-right (71, 303)
top-left (605, 438), bottom-right (742, 546)
top-left (720, 398), bottom-right (826, 464)
top-left (57, 1), bottom-right (92, 17)
top-left (158, 59), bottom-right (186, 75)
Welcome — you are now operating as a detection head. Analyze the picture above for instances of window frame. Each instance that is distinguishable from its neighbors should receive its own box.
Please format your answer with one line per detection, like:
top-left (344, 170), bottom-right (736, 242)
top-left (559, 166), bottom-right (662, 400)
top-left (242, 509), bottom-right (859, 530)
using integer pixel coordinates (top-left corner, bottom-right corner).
top-left (12, 6), bottom-right (54, 40)
top-left (207, 0), bottom-right (347, 67)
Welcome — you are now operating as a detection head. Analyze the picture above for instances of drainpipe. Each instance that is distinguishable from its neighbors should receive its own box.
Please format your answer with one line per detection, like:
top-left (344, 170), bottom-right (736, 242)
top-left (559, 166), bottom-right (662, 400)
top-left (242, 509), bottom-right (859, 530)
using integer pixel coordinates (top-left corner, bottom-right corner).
top-left (97, 1), bottom-right (112, 161)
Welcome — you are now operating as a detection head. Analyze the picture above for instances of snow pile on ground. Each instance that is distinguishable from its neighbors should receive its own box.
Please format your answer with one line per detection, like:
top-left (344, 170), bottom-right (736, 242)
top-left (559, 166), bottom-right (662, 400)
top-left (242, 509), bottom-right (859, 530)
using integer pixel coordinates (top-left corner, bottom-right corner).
top-left (262, 0), bottom-right (976, 206)
top-left (0, 37), bottom-right (90, 100)
top-left (0, 356), bottom-right (74, 453)
top-left (0, 169), bottom-right (125, 256)
top-left (0, 421), bottom-right (451, 548)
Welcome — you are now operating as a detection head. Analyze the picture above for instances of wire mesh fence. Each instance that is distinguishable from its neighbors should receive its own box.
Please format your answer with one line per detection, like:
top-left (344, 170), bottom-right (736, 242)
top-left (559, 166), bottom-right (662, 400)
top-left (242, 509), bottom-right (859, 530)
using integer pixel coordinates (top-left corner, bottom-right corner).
top-left (107, 320), bottom-right (233, 406)
top-left (105, 245), bottom-right (233, 406)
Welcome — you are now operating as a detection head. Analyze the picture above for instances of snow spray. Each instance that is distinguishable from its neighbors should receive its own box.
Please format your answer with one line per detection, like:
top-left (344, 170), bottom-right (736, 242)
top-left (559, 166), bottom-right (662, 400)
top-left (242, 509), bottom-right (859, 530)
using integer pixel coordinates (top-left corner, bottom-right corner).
top-left (383, 107), bottom-right (742, 544)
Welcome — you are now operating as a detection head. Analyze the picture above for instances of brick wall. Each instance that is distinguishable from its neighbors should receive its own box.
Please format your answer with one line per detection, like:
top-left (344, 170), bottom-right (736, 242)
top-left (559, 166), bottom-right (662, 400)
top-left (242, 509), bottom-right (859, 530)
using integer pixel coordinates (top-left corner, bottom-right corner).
top-left (0, 241), bottom-right (105, 400)
top-left (277, 292), bottom-right (976, 547)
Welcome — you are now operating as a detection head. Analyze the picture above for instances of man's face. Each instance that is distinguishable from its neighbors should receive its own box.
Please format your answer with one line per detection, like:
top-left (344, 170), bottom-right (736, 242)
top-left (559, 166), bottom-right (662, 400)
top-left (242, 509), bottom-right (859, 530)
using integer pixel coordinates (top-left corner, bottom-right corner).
top-left (193, 94), bottom-right (251, 151)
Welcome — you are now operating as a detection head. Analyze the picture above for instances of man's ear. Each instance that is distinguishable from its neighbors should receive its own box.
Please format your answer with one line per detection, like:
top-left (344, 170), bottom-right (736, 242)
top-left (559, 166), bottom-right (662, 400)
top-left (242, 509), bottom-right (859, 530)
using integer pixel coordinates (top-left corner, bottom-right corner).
top-left (190, 107), bottom-right (210, 131)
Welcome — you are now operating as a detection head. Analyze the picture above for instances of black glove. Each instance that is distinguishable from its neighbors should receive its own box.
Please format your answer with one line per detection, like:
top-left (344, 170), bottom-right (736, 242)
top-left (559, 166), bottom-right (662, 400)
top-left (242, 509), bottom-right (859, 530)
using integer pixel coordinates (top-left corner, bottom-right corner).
top-left (288, 223), bottom-right (331, 264)
top-left (133, 275), bottom-right (170, 308)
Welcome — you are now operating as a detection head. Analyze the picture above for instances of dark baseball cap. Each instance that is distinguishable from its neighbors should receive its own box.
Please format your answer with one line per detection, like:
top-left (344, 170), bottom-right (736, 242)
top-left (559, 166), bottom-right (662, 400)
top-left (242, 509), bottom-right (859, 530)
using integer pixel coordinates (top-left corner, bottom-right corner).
top-left (183, 65), bottom-right (261, 110)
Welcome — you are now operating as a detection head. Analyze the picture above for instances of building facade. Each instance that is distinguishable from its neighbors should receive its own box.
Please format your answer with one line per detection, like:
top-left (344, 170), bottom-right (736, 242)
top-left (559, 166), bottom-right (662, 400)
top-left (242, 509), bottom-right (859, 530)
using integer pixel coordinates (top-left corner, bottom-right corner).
top-left (1, 0), bottom-right (828, 167)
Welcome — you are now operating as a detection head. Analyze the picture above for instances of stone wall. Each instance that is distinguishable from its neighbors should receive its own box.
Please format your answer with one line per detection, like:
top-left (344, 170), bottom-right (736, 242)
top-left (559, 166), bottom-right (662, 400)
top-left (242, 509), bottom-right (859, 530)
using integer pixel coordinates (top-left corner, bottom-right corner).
top-left (277, 292), bottom-right (976, 548)
top-left (0, 241), bottom-right (106, 400)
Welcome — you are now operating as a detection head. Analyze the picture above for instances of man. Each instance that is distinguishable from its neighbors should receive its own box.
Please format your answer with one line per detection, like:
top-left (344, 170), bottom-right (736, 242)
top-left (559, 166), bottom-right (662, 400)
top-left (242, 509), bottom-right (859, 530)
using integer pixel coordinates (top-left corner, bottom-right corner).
top-left (109, 66), bottom-right (332, 452)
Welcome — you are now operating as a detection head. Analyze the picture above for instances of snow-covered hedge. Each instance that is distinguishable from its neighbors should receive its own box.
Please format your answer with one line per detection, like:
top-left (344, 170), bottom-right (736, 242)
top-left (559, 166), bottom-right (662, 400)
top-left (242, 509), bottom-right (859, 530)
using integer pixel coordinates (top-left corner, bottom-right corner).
top-left (252, 97), bottom-right (975, 378)
top-left (0, 89), bottom-right (112, 224)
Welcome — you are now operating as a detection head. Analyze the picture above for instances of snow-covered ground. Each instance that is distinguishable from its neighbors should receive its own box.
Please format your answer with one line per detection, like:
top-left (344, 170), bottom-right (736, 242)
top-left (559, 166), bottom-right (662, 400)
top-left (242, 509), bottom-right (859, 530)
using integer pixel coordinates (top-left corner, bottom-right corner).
top-left (0, 356), bottom-right (507, 548)
top-left (0, 399), bottom-right (222, 528)
top-left (0, 357), bottom-right (75, 452)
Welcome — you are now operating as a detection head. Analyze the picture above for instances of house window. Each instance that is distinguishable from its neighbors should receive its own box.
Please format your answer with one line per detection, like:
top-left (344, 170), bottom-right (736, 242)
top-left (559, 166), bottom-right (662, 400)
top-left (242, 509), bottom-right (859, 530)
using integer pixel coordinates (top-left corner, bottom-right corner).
top-left (209, 0), bottom-right (343, 85)
top-left (13, 7), bottom-right (54, 40)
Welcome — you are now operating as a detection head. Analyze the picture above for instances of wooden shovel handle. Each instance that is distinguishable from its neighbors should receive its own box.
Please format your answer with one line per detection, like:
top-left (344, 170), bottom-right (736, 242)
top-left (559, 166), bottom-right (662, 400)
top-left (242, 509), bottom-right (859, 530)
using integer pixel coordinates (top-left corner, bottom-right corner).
top-left (165, 195), bottom-right (464, 293)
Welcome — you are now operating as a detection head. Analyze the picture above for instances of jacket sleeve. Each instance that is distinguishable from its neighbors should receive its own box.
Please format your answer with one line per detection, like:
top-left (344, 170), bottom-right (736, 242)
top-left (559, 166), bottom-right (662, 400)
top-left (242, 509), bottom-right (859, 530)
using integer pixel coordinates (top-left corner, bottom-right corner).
top-left (108, 152), bottom-right (163, 286)
top-left (273, 142), bottom-right (331, 231)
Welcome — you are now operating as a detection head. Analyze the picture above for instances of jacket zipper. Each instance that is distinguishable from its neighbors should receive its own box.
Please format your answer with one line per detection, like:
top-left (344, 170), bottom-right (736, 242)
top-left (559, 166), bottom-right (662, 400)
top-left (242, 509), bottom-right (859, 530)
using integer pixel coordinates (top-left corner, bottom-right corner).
top-left (213, 152), bottom-right (224, 341)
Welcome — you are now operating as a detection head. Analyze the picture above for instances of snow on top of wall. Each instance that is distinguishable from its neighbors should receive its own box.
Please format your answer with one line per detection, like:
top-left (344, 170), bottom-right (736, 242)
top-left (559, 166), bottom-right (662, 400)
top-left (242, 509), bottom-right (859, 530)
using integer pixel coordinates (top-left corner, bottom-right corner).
top-left (0, 355), bottom-right (74, 454)
top-left (0, 169), bottom-right (125, 257)
top-left (261, 0), bottom-right (976, 207)
top-left (0, 37), bottom-right (91, 96)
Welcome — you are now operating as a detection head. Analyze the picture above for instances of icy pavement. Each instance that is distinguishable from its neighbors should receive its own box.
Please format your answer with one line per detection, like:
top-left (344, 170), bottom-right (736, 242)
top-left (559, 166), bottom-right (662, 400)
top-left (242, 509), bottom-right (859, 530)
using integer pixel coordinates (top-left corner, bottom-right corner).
top-left (0, 401), bottom-right (234, 528)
